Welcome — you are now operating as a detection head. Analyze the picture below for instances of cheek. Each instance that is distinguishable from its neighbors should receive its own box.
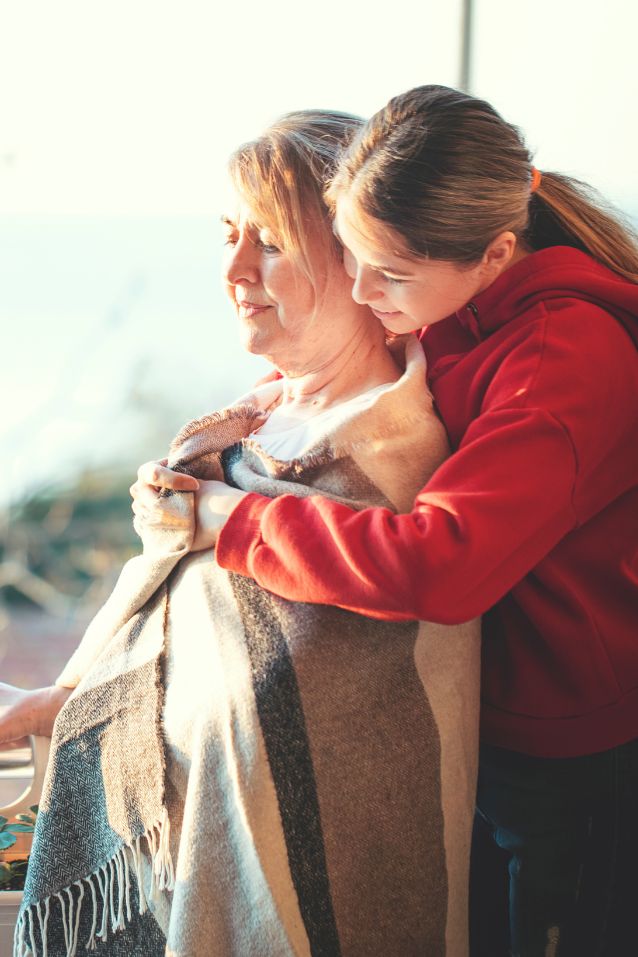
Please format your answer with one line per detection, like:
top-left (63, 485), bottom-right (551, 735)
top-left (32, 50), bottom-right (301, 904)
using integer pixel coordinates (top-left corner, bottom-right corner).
top-left (260, 260), bottom-right (290, 300)
top-left (385, 283), bottom-right (412, 308)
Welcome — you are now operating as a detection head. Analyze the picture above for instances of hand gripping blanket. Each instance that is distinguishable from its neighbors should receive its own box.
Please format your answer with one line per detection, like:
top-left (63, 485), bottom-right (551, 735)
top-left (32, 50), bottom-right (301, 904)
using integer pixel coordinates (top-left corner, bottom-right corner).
top-left (17, 335), bottom-right (481, 957)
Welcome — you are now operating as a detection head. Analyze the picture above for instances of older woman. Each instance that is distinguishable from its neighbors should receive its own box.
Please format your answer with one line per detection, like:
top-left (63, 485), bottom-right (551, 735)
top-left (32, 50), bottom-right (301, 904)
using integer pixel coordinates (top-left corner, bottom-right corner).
top-left (7, 111), bottom-right (479, 957)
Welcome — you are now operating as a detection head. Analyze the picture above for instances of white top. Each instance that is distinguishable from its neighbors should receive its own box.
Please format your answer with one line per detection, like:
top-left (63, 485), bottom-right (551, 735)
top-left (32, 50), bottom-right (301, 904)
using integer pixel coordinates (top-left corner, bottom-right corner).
top-left (249, 383), bottom-right (392, 460)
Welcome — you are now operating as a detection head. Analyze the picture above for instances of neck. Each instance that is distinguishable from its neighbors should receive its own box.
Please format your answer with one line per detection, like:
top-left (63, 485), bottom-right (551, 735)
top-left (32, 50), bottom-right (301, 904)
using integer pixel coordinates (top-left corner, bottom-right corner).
top-left (278, 320), bottom-right (400, 414)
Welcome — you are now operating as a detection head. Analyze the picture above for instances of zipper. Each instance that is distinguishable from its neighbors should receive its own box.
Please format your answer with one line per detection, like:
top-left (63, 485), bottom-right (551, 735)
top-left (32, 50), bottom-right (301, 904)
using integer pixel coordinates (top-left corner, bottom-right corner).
top-left (462, 301), bottom-right (481, 341)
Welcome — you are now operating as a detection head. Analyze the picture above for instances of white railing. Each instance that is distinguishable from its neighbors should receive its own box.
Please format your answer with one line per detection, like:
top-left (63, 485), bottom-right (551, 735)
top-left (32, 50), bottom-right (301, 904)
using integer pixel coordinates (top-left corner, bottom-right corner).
top-left (0, 737), bottom-right (49, 817)
top-left (0, 737), bottom-right (50, 953)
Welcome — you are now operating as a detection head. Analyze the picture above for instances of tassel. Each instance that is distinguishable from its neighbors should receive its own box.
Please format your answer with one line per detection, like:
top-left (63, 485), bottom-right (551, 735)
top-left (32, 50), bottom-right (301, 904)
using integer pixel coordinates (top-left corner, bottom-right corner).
top-left (133, 836), bottom-right (148, 915)
top-left (147, 825), bottom-right (158, 901)
top-left (35, 900), bottom-right (48, 957)
top-left (40, 898), bottom-right (51, 957)
top-left (43, 898), bottom-right (51, 956)
top-left (114, 849), bottom-right (125, 930)
top-left (86, 875), bottom-right (98, 950)
top-left (108, 858), bottom-right (117, 932)
top-left (156, 806), bottom-right (175, 891)
top-left (65, 887), bottom-right (75, 957)
top-left (123, 845), bottom-right (133, 922)
top-left (55, 892), bottom-right (69, 954)
top-left (27, 908), bottom-right (38, 957)
top-left (96, 866), bottom-right (109, 942)
top-left (71, 882), bottom-right (84, 957)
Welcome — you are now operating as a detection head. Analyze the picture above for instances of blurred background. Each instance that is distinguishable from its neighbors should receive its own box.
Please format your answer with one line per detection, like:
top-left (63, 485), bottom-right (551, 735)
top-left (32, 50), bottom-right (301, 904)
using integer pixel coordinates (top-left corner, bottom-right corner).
top-left (1, 0), bottom-right (637, 688)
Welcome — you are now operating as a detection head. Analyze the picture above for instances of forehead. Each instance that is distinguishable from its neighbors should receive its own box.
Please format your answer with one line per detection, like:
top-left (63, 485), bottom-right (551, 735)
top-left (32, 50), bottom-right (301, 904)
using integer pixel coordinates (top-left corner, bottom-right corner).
top-left (219, 176), bottom-right (276, 226)
top-left (221, 197), bottom-right (267, 229)
top-left (334, 195), bottom-right (416, 270)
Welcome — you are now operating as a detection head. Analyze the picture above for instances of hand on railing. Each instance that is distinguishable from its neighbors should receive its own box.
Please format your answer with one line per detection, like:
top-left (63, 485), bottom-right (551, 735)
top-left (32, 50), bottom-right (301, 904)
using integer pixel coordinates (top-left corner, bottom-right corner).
top-left (0, 684), bottom-right (71, 746)
top-left (0, 684), bottom-right (68, 817)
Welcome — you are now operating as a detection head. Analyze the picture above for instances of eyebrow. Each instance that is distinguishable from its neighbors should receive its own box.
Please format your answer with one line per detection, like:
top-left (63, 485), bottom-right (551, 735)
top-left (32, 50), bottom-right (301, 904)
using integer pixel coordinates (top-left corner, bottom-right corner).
top-left (220, 215), bottom-right (274, 238)
top-left (372, 262), bottom-right (414, 277)
top-left (332, 220), bottom-right (414, 277)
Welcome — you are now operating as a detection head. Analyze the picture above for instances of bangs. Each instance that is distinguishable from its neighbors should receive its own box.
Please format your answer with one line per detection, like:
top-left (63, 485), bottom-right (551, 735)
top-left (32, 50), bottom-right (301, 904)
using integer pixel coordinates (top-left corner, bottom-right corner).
top-left (228, 136), bottom-right (341, 287)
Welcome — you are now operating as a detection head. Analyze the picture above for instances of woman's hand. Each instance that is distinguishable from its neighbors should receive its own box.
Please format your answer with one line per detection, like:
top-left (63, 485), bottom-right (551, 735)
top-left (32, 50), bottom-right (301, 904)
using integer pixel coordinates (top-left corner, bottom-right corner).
top-left (130, 459), bottom-right (201, 505)
top-left (130, 458), bottom-right (200, 537)
top-left (0, 683), bottom-right (72, 746)
top-left (131, 460), bottom-right (247, 551)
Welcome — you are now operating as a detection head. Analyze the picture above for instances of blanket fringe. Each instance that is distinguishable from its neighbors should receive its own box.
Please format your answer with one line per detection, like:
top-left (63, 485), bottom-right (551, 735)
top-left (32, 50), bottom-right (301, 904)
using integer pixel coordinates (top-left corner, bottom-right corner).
top-left (14, 812), bottom-right (175, 957)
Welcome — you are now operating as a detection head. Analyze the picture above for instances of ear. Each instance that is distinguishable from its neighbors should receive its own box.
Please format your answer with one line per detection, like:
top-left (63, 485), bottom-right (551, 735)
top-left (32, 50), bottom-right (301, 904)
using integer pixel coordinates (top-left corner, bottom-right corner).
top-left (479, 231), bottom-right (518, 282)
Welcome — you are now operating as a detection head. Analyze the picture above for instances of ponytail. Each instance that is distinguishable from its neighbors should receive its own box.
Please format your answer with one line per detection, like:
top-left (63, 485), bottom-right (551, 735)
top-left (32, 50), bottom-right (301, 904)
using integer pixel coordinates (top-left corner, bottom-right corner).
top-left (526, 172), bottom-right (638, 282)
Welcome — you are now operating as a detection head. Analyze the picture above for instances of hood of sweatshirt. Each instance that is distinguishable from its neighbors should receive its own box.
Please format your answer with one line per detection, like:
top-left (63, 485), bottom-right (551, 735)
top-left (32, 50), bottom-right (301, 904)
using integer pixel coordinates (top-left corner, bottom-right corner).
top-left (425, 246), bottom-right (638, 351)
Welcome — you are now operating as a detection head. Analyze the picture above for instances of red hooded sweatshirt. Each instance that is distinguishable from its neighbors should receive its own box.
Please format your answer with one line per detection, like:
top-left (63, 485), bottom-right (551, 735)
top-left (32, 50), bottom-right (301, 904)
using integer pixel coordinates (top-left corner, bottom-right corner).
top-left (217, 247), bottom-right (638, 757)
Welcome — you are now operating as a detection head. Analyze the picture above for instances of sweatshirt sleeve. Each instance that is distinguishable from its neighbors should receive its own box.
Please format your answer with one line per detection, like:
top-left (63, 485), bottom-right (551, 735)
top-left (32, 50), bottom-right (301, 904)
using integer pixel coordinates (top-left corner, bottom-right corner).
top-left (216, 404), bottom-right (579, 623)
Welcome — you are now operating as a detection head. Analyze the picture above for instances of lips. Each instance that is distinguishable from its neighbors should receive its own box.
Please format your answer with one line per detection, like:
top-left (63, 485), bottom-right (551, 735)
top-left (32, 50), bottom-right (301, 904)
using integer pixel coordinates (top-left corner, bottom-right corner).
top-left (371, 308), bottom-right (402, 321)
top-left (237, 300), bottom-right (271, 318)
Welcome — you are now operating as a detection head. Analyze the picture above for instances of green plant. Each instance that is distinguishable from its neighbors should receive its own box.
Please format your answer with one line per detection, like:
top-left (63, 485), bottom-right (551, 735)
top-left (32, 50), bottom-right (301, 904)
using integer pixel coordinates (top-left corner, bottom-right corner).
top-left (0, 806), bottom-right (38, 891)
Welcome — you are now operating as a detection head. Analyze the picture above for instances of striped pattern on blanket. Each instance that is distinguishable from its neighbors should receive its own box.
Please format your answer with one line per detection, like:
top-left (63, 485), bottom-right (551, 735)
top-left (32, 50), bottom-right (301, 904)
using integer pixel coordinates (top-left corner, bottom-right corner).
top-left (17, 335), bottom-right (480, 957)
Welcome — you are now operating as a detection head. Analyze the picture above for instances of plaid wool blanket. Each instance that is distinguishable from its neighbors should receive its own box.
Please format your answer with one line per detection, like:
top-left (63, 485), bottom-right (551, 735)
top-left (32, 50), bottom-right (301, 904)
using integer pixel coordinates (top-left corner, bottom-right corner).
top-left (17, 335), bottom-right (481, 957)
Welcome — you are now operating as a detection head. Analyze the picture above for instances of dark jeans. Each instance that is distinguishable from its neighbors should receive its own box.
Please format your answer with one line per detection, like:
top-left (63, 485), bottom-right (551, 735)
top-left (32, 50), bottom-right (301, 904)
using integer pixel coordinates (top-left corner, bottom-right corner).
top-left (469, 738), bottom-right (638, 957)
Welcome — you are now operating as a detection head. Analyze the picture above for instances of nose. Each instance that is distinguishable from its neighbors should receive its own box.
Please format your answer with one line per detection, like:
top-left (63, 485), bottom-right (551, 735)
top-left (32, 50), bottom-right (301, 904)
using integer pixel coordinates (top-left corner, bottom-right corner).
top-left (223, 235), bottom-right (260, 286)
top-left (351, 266), bottom-right (383, 305)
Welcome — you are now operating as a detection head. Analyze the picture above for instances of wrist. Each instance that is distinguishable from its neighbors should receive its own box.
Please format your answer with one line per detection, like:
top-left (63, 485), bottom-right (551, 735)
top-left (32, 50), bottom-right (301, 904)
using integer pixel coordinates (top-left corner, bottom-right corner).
top-left (192, 482), bottom-right (249, 552)
top-left (36, 685), bottom-right (72, 736)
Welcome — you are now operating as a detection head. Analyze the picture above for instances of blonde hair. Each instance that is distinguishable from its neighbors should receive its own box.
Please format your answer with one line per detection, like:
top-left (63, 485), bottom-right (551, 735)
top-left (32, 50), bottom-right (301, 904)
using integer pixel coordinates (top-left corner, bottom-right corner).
top-left (328, 85), bottom-right (638, 282)
top-left (228, 110), bottom-right (363, 285)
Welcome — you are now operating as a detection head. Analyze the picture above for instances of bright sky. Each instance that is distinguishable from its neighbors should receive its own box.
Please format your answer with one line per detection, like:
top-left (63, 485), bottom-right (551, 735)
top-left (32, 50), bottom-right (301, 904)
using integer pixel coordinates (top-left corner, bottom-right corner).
top-left (2, 0), bottom-right (636, 216)
top-left (1, 0), bottom-right (462, 216)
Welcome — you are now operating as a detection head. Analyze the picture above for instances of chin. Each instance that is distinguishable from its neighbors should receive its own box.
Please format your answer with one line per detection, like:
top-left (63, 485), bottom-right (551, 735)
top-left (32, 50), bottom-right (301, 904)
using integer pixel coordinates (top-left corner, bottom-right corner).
top-left (241, 339), bottom-right (265, 357)
top-left (239, 330), bottom-right (272, 359)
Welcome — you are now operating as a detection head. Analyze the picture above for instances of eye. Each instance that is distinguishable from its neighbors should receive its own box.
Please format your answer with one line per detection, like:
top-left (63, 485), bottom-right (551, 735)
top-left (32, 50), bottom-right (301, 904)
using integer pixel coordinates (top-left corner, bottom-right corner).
top-left (220, 215), bottom-right (238, 246)
top-left (222, 224), bottom-right (238, 246)
top-left (256, 232), bottom-right (281, 254)
top-left (380, 273), bottom-right (407, 285)
top-left (257, 240), bottom-right (280, 254)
